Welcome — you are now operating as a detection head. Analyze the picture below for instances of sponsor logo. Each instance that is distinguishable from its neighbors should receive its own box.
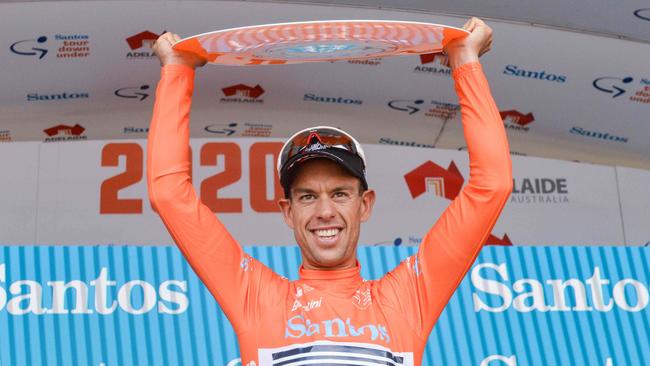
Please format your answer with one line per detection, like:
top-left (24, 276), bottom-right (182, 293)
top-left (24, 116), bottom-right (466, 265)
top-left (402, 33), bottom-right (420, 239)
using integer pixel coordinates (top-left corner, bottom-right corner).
top-left (480, 355), bottom-right (614, 366)
top-left (291, 297), bottom-right (322, 312)
top-left (10, 36), bottom-right (48, 59)
top-left (123, 126), bottom-right (149, 134)
top-left (306, 141), bottom-right (327, 152)
top-left (303, 93), bottom-right (362, 105)
top-left (0, 130), bottom-right (12, 142)
top-left (500, 110), bottom-right (535, 132)
top-left (593, 76), bottom-right (633, 98)
top-left (0, 264), bottom-right (188, 315)
top-left (634, 8), bottom-right (650, 21)
top-left (220, 84), bottom-right (264, 103)
top-left (239, 123), bottom-right (272, 137)
top-left (472, 262), bottom-right (650, 312)
top-left (413, 53), bottom-right (451, 76)
top-left (285, 315), bottom-right (390, 342)
top-left (240, 256), bottom-right (252, 272)
top-left (593, 76), bottom-right (650, 104)
top-left (347, 57), bottom-right (382, 66)
top-left (294, 284), bottom-right (314, 299)
top-left (378, 137), bottom-right (434, 149)
top-left (503, 64), bottom-right (567, 83)
top-left (487, 234), bottom-right (513, 246)
top-left (404, 161), bottom-right (511, 244)
top-left (125, 30), bottom-right (161, 59)
top-left (511, 178), bottom-right (569, 204)
top-left (26, 92), bottom-right (89, 102)
top-left (204, 122), bottom-right (273, 137)
top-left (43, 123), bottom-right (87, 142)
top-left (205, 123), bottom-right (237, 136)
top-left (569, 126), bottom-right (629, 143)
top-left (392, 233), bottom-right (511, 247)
top-left (404, 160), bottom-right (464, 200)
top-left (11, 34), bottom-right (90, 59)
top-left (259, 341), bottom-right (412, 366)
top-left (388, 99), bottom-right (460, 119)
top-left (352, 287), bottom-right (372, 309)
top-left (115, 85), bottom-right (150, 101)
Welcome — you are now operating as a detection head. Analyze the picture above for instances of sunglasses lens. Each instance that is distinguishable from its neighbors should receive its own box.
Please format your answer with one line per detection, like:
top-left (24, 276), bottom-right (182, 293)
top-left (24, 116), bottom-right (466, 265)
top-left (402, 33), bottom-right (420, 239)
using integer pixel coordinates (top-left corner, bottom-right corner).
top-left (279, 128), bottom-right (359, 170)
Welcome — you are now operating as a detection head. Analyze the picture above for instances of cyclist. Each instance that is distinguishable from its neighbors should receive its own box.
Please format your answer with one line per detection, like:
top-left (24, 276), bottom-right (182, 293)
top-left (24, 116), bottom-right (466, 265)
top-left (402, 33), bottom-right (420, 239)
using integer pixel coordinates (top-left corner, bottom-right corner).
top-left (148, 17), bottom-right (511, 365)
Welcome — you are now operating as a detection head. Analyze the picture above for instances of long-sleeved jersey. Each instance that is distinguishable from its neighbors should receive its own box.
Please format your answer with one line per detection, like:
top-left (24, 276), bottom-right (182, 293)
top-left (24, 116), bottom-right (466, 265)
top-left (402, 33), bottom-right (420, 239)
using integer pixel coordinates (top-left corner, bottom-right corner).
top-left (147, 62), bottom-right (512, 366)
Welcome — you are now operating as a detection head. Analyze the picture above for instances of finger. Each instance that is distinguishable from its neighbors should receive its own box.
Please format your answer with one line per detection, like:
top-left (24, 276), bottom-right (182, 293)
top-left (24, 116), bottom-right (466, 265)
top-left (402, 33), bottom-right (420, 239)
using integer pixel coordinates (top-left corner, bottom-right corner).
top-left (463, 18), bottom-right (472, 31)
top-left (467, 18), bottom-right (479, 33)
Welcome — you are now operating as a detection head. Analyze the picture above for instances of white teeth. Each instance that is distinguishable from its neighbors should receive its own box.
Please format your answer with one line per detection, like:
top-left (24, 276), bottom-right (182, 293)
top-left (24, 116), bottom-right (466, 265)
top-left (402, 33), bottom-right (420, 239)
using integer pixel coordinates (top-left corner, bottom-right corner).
top-left (314, 228), bottom-right (339, 237)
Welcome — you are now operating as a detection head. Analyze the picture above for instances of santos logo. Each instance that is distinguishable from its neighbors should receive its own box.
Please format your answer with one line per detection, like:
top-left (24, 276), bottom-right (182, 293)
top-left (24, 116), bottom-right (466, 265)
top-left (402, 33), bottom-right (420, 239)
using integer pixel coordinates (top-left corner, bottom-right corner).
top-left (570, 127), bottom-right (629, 143)
top-left (472, 262), bottom-right (650, 313)
top-left (303, 93), bottom-right (362, 105)
top-left (0, 264), bottom-right (188, 315)
top-left (503, 65), bottom-right (567, 83)
top-left (27, 92), bottom-right (89, 101)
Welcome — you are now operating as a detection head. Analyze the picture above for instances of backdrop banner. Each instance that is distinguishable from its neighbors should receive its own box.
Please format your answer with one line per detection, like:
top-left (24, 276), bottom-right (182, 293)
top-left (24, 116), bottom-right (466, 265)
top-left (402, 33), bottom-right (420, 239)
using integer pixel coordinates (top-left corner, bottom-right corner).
top-left (0, 245), bottom-right (648, 366)
top-left (1, 1), bottom-right (649, 169)
top-left (0, 138), bottom-right (630, 246)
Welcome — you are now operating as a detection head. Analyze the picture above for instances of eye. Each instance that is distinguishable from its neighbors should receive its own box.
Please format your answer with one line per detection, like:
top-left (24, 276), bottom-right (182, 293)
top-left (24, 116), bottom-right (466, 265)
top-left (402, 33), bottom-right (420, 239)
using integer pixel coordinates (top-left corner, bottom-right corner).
top-left (333, 191), bottom-right (350, 199)
top-left (299, 193), bottom-right (315, 201)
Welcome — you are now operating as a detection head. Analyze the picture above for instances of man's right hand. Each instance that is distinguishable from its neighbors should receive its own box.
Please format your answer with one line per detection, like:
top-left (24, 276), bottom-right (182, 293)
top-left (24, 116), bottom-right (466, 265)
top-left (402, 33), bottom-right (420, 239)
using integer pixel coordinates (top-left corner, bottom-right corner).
top-left (152, 32), bottom-right (206, 69)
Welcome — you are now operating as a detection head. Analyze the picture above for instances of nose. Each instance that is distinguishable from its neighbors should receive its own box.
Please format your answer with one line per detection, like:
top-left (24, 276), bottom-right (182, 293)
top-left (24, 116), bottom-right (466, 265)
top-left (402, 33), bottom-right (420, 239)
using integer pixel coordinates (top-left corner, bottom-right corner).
top-left (315, 196), bottom-right (336, 221)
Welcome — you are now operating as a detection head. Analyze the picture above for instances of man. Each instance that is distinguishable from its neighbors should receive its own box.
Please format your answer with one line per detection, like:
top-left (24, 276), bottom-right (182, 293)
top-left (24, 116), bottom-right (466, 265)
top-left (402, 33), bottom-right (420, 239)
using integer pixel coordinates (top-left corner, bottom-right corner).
top-left (148, 17), bottom-right (511, 366)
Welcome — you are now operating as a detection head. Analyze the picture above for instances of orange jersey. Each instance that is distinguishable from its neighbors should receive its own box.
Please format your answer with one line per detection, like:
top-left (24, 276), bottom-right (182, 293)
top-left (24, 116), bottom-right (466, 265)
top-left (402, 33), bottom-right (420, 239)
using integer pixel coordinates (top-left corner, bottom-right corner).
top-left (147, 62), bottom-right (512, 365)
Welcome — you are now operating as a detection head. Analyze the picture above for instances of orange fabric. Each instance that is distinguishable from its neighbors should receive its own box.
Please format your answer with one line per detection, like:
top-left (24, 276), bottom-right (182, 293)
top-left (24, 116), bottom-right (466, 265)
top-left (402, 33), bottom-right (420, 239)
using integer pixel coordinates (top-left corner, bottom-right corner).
top-left (147, 62), bottom-right (512, 365)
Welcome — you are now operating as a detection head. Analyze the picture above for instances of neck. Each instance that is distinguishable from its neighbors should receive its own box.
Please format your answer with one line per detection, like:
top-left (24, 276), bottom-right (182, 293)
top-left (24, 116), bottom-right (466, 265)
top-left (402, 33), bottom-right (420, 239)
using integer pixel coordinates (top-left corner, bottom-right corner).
top-left (302, 257), bottom-right (358, 271)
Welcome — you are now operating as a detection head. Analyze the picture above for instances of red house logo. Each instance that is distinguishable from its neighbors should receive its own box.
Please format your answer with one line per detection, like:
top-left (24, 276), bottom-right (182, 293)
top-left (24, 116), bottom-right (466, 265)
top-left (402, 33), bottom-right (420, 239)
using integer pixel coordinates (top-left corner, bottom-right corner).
top-left (221, 84), bottom-right (265, 98)
top-left (125, 30), bottom-right (160, 50)
top-left (486, 234), bottom-right (512, 246)
top-left (43, 124), bottom-right (85, 137)
top-left (404, 160), bottom-right (464, 200)
top-left (500, 110), bottom-right (535, 126)
top-left (419, 53), bottom-right (448, 66)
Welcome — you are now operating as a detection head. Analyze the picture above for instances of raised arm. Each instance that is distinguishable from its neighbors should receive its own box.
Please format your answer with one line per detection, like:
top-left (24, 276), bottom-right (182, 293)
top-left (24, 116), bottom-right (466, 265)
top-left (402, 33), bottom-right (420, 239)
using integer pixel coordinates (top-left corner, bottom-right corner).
top-left (146, 33), bottom-right (287, 331)
top-left (378, 18), bottom-right (512, 336)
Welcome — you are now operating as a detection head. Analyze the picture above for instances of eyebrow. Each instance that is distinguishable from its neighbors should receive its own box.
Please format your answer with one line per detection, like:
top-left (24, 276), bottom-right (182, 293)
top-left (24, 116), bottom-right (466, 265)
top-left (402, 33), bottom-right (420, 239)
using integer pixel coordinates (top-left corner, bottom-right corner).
top-left (292, 185), bottom-right (356, 195)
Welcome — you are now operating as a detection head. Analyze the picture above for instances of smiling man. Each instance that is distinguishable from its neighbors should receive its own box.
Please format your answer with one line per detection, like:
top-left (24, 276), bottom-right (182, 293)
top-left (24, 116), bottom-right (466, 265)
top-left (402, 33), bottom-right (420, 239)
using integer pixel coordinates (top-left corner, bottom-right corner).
top-left (148, 17), bottom-right (511, 366)
top-left (276, 126), bottom-right (374, 270)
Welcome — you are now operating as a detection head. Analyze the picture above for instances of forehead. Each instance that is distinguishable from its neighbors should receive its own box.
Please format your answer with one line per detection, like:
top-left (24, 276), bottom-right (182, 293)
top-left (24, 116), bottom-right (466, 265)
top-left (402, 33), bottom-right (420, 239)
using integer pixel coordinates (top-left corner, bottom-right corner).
top-left (290, 158), bottom-right (359, 188)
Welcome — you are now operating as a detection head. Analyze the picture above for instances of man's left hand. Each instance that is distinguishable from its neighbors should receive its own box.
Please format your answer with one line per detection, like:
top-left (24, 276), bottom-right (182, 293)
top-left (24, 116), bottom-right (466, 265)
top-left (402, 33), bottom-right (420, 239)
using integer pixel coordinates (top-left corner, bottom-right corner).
top-left (443, 17), bottom-right (493, 70)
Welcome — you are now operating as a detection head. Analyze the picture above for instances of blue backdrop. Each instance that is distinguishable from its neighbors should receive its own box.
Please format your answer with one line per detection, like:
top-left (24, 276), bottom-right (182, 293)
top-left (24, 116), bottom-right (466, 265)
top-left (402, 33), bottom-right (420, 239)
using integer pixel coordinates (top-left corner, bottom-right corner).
top-left (0, 245), bottom-right (648, 365)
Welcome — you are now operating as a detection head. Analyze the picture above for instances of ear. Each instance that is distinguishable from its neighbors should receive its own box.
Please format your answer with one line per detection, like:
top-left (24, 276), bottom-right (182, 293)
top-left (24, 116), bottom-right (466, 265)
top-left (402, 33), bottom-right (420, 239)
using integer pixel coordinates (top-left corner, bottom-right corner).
top-left (359, 189), bottom-right (376, 223)
top-left (278, 198), bottom-right (295, 229)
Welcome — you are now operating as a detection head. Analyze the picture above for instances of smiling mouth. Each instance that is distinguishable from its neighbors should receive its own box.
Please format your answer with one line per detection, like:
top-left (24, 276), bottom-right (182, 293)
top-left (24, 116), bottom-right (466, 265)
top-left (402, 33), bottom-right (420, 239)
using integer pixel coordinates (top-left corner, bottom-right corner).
top-left (310, 228), bottom-right (343, 244)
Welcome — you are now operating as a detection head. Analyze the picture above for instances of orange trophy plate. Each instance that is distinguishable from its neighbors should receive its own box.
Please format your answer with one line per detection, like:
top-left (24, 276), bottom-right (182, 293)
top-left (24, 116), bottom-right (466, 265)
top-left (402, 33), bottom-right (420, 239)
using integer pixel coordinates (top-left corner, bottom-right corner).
top-left (173, 20), bottom-right (469, 65)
